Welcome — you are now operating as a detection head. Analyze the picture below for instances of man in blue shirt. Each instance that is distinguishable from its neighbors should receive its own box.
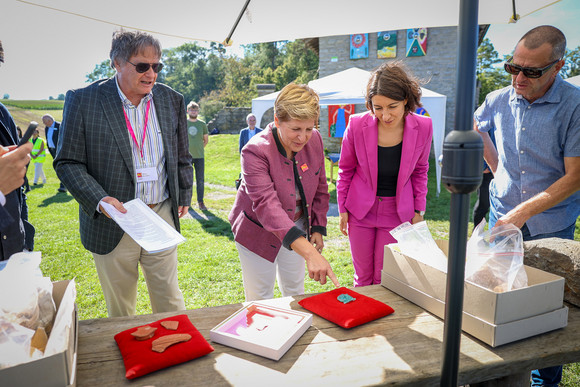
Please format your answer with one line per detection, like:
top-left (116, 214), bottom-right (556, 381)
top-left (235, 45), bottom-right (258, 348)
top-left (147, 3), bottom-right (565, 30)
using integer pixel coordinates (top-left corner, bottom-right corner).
top-left (475, 25), bottom-right (580, 387)
top-left (239, 113), bottom-right (262, 153)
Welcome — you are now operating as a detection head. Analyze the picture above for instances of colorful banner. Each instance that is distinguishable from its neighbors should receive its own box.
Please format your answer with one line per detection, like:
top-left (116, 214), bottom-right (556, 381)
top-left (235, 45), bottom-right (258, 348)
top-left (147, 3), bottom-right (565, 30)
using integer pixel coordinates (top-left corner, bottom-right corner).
top-left (329, 105), bottom-right (355, 137)
top-left (415, 107), bottom-right (430, 117)
top-left (406, 28), bottom-right (428, 57)
top-left (377, 31), bottom-right (397, 58)
top-left (350, 34), bottom-right (368, 59)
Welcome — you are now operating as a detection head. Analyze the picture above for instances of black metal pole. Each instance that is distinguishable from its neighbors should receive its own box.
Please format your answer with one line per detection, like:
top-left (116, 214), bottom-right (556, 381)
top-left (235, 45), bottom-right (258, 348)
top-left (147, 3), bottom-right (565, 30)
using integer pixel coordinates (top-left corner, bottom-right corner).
top-left (440, 0), bottom-right (483, 385)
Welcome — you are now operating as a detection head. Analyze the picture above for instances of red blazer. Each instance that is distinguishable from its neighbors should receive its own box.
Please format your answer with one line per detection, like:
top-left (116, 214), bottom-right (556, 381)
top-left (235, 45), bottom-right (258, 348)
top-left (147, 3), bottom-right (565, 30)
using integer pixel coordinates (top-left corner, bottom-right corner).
top-left (229, 125), bottom-right (329, 262)
top-left (337, 111), bottom-right (432, 223)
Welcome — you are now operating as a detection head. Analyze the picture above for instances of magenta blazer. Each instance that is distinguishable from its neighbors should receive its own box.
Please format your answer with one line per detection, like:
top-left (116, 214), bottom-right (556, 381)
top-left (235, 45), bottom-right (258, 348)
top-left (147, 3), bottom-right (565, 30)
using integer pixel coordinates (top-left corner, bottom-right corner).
top-left (229, 126), bottom-right (329, 262)
top-left (337, 111), bottom-right (432, 223)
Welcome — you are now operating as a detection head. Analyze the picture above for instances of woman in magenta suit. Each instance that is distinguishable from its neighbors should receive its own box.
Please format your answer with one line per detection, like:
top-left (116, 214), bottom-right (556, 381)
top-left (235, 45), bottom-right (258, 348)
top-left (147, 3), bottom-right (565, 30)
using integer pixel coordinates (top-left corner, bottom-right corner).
top-left (337, 62), bottom-right (432, 286)
top-left (229, 83), bottom-right (339, 301)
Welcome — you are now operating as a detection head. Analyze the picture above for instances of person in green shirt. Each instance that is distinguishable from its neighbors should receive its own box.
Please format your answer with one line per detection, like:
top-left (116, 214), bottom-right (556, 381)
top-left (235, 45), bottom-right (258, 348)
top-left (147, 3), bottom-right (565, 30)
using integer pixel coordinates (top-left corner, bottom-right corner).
top-left (30, 129), bottom-right (47, 185)
top-left (187, 101), bottom-right (209, 210)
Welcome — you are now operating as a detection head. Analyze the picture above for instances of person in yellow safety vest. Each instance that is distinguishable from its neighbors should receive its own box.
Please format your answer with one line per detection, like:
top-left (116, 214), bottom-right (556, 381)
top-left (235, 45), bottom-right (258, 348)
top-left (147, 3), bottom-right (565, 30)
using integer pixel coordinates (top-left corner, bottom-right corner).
top-left (30, 129), bottom-right (46, 185)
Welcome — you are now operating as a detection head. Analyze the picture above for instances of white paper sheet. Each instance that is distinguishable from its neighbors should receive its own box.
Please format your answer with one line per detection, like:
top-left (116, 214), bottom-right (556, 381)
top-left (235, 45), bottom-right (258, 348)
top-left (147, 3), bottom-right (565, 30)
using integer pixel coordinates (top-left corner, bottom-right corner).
top-left (100, 199), bottom-right (186, 253)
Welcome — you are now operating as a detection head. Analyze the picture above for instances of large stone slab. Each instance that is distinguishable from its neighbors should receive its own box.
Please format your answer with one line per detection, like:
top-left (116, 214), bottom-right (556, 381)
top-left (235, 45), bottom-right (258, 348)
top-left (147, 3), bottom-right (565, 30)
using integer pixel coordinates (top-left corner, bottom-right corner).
top-left (524, 238), bottom-right (580, 307)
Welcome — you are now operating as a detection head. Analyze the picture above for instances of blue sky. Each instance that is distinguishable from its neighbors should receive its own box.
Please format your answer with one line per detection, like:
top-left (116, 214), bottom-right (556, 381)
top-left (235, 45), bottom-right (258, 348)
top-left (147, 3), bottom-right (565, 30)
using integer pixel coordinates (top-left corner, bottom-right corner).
top-left (0, 0), bottom-right (578, 100)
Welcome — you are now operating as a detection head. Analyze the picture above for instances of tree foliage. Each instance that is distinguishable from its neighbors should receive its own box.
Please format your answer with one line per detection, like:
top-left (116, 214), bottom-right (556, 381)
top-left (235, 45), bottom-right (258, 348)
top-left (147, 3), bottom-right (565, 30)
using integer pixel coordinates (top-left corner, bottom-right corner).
top-left (477, 38), bottom-right (510, 105)
top-left (83, 39), bottom-right (319, 122)
top-left (563, 46), bottom-right (580, 77)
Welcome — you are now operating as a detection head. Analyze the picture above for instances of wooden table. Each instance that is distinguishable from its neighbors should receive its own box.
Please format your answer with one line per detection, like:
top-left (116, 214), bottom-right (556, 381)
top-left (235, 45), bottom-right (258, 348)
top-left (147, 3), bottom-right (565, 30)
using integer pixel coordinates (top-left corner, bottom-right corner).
top-left (76, 285), bottom-right (580, 386)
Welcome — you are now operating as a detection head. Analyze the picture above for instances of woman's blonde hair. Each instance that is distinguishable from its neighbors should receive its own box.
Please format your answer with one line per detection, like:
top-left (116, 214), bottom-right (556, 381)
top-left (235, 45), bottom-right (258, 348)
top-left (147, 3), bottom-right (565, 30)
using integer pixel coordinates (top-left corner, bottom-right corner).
top-left (274, 83), bottom-right (320, 124)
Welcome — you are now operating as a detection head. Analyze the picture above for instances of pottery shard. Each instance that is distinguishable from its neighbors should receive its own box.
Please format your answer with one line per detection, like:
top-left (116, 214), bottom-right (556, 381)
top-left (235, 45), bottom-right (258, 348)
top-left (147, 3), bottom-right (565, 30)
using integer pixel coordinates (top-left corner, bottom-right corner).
top-left (152, 333), bottom-right (192, 353)
top-left (160, 320), bottom-right (179, 330)
top-left (524, 238), bottom-right (580, 307)
top-left (131, 325), bottom-right (157, 341)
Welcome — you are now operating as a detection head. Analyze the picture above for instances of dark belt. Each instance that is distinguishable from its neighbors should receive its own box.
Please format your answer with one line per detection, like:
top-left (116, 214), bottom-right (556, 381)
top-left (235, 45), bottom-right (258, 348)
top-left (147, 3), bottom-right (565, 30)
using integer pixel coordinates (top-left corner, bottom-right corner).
top-left (147, 203), bottom-right (160, 209)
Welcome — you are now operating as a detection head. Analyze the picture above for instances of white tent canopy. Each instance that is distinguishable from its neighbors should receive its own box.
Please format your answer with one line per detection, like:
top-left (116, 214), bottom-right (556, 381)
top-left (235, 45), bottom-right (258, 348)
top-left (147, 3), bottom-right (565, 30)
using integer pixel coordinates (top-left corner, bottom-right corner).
top-left (252, 68), bottom-right (447, 194)
top-left (567, 75), bottom-right (580, 87)
top-left (27, 0), bottom-right (560, 46)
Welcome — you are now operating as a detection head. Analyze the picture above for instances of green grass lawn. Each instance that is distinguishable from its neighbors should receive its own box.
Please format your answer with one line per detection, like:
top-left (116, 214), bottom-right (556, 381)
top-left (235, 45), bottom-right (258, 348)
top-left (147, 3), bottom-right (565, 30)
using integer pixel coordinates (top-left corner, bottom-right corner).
top-left (24, 132), bottom-right (580, 385)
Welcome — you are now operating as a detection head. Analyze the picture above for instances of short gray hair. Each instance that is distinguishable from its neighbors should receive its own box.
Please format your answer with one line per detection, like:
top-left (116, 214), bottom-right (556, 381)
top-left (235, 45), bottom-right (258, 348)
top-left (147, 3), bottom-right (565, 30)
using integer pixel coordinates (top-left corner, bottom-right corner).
top-left (109, 30), bottom-right (162, 68)
top-left (519, 25), bottom-right (566, 61)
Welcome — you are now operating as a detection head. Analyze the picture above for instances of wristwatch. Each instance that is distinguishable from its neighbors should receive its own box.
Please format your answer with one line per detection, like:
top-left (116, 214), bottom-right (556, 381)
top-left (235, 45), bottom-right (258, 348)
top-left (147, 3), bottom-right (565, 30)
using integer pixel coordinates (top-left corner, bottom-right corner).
top-left (415, 210), bottom-right (425, 216)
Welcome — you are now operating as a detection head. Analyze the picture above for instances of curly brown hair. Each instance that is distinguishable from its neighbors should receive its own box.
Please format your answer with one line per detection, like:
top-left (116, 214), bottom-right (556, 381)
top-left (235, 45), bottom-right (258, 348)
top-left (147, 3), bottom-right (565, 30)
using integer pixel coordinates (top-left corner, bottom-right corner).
top-left (366, 61), bottom-right (423, 116)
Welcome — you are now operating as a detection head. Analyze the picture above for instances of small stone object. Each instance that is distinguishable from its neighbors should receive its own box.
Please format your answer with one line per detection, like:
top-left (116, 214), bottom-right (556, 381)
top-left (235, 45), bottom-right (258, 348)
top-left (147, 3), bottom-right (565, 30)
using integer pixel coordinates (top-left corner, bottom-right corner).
top-left (337, 294), bottom-right (356, 304)
top-left (131, 325), bottom-right (157, 341)
top-left (152, 333), bottom-right (192, 353)
top-left (161, 320), bottom-right (179, 330)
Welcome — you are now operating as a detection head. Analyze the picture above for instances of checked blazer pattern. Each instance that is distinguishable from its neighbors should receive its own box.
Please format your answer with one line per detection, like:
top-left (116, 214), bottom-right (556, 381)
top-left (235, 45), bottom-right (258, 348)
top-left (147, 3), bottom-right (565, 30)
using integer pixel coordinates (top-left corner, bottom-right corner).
top-left (54, 78), bottom-right (193, 255)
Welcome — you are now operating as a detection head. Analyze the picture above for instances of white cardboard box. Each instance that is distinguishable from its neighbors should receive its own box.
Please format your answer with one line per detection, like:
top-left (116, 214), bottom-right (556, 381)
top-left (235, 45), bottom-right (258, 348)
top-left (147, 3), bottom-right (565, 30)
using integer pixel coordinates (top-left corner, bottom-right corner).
top-left (0, 280), bottom-right (78, 387)
top-left (382, 271), bottom-right (569, 347)
top-left (210, 302), bottom-right (312, 361)
top-left (383, 240), bottom-right (565, 324)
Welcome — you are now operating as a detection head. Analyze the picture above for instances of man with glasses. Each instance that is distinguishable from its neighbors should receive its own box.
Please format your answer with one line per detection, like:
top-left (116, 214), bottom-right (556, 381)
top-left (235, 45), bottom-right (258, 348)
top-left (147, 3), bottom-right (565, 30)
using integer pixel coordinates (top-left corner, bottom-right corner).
top-left (55, 30), bottom-right (193, 317)
top-left (474, 25), bottom-right (580, 387)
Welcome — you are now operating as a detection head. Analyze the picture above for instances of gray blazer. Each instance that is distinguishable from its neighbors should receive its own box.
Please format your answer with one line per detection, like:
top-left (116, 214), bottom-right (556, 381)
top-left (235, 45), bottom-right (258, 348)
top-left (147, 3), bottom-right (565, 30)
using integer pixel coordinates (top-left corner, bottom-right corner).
top-left (54, 78), bottom-right (193, 254)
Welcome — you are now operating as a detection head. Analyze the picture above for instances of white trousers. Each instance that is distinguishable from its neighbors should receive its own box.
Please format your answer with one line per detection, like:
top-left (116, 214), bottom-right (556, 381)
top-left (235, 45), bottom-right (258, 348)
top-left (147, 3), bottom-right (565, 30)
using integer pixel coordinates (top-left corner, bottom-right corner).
top-left (236, 241), bottom-right (305, 301)
top-left (92, 200), bottom-right (185, 317)
top-left (33, 162), bottom-right (46, 184)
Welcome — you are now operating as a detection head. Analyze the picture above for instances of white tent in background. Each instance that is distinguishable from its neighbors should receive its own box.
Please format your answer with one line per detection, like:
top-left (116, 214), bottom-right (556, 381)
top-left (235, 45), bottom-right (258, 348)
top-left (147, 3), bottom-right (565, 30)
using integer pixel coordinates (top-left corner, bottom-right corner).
top-left (567, 75), bottom-right (580, 87)
top-left (252, 68), bottom-right (447, 195)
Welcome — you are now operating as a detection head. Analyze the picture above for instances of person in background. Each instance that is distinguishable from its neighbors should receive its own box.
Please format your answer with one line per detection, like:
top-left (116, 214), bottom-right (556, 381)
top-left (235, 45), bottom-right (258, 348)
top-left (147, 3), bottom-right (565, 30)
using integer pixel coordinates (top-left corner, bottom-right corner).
top-left (229, 83), bottom-right (339, 301)
top-left (239, 113), bottom-right (262, 153)
top-left (42, 114), bottom-right (67, 193)
top-left (474, 25), bottom-right (580, 387)
top-left (30, 129), bottom-right (46, 185)
top-left (16, 126), bottom-right (30, 193)
top-left (54, 30), bottom-right (193, 317)
top-left (186, 101), bottom-right (209, 211)
top-left (472, 127), bottom-right (496, 228)
top-left (337, 61), bottom-right (432, 287)
top-left (0, 39), bottom-right (34, 261)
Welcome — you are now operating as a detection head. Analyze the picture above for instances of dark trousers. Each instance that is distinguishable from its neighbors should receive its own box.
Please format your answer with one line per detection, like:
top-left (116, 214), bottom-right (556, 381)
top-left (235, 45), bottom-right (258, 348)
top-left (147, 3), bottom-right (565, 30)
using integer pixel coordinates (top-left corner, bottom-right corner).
top-left (192, 158), bottom-right (205, 203)
top-left (472, 171), bottom-right (493, 227)
top-left (48, 147), bottom-right (66, 190)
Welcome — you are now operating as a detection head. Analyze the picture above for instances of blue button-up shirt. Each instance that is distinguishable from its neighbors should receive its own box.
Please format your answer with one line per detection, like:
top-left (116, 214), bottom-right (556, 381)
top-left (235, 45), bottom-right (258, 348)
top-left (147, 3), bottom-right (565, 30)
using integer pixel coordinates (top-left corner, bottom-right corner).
top-left (474, 75), bottom-right (580, 236)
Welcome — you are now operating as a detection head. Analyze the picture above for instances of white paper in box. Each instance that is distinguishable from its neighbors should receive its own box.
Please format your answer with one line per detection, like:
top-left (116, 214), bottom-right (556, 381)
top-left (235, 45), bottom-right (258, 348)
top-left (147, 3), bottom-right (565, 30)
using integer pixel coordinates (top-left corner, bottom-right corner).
top-left (210, 302), bottom-right (312, 361)
top-left (0, 279), bottom-right (78, 387)
top-left (383, 240), bottom-right (565, 324)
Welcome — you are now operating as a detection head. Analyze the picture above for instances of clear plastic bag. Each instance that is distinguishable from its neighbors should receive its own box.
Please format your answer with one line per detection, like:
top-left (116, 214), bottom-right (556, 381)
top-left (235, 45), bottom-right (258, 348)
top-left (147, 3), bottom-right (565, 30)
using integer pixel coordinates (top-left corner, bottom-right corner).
top-left (390, 221), bottom-right (448, 273)
top-left (465, 220), bottom-right (528, 292)
top-left (0, 252), bottom-right (55, 332)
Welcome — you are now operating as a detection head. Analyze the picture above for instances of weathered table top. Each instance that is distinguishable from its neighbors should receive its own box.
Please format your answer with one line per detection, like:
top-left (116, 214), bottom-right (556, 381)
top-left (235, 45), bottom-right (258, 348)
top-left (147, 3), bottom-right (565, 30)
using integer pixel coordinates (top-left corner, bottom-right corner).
top-left (76, 285), bottom-right (580, 386)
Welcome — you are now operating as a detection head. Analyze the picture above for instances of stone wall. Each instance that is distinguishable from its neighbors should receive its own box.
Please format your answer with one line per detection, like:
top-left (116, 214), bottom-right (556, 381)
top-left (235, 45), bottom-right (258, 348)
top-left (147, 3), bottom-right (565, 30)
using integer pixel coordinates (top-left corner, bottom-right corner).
top-left (318, 26), bottom-right (459, 152)
top-left (207, 107), bottom-right (251, 135)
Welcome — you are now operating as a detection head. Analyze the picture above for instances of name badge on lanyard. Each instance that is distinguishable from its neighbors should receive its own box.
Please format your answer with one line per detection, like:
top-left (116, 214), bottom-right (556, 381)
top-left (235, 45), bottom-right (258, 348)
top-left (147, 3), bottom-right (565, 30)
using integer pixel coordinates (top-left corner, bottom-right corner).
top-left (136, 167), bottom-right (158, 183)
top-left (124, 99), bottom-right (151, 159)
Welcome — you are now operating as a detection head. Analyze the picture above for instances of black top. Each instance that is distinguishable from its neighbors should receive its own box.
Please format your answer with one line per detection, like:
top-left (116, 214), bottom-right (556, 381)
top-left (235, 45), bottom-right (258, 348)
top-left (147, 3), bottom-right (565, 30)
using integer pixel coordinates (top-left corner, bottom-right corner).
top-left (377, 142), bottom-right (402, 197)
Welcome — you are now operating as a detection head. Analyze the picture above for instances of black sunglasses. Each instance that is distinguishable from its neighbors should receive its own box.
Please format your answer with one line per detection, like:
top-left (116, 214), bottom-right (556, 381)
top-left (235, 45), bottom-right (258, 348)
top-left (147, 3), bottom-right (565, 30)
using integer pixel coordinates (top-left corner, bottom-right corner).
top-left (127, 60), bottom-right (164, 73)
top-left (503, 57), bottom-right (560, 79)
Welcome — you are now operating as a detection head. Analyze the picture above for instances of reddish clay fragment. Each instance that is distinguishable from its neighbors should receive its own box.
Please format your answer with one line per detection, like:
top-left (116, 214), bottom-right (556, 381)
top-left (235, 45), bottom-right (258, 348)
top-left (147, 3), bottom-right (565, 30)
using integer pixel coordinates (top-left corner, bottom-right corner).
top-left (152, 333), bottom-right (192, 353)
top-left (131, 325), bottom-right (157, 341)
top-left (160, 320), bottom-right (179, 330)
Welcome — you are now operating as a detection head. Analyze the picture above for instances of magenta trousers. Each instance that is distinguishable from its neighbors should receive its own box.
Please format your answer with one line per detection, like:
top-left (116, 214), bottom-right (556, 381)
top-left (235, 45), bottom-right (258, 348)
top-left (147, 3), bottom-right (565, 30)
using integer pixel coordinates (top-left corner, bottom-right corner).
top-left (348, 196), bottom-right (404, 286)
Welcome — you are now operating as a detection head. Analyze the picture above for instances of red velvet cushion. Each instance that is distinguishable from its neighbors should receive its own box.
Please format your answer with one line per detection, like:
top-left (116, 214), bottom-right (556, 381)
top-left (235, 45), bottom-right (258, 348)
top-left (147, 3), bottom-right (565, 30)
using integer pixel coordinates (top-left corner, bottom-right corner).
top-left (114, 314), bottom-right (214, 379)
top-left (298, 287), bottom-right (394, 329)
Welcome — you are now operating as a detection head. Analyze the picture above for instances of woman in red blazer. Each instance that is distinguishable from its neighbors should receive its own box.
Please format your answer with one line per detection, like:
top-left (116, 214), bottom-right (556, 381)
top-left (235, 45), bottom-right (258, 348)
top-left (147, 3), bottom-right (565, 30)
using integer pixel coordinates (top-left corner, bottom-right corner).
top-left (337, 62), bottom-right (432, 286)
top-left (229, 83), bottom-right (339, 301)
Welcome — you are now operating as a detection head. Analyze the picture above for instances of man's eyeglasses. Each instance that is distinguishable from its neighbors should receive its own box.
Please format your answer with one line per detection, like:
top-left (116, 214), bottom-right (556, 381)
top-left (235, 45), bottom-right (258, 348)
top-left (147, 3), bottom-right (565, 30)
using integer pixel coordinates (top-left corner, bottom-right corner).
top-left (503, 57), bottom-right (560, 79)
top-left (127, 60), bottom-right (164, 73)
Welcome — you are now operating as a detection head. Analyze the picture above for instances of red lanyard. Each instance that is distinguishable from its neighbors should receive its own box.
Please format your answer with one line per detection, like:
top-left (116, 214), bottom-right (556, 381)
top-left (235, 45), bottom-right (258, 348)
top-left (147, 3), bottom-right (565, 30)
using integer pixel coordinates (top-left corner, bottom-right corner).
top-left (123, 99), bottom-right (151, 158)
